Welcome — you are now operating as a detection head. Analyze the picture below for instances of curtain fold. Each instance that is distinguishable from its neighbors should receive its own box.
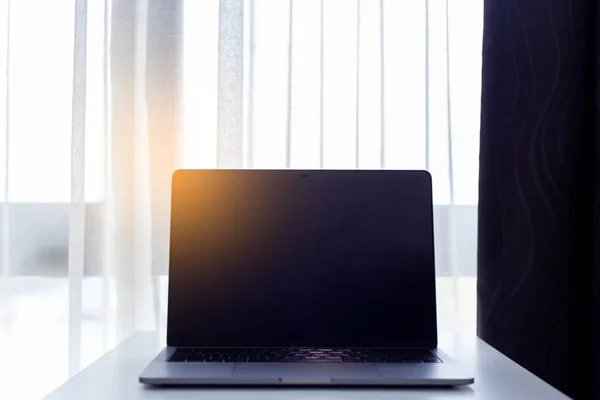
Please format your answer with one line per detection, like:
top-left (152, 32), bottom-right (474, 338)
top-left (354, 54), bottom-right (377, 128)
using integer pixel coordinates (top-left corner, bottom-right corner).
top-left (109, 0), bottom-right (138, 340)
top-left (146, 0), bottom-right (182, 275)
top-left (217, 0), bottom-right (244, 168)
top-left (68, 0), bottom-right (87, 376)
top-left (108, 0), bottom-right (183, 338)
top-left (145, 0), bottom-right (182, 330)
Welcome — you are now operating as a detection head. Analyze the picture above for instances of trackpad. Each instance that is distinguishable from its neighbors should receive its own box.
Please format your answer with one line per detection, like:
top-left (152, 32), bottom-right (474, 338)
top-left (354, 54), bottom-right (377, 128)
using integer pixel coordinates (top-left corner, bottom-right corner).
top-left (233, 364), bottom-right (380, 383)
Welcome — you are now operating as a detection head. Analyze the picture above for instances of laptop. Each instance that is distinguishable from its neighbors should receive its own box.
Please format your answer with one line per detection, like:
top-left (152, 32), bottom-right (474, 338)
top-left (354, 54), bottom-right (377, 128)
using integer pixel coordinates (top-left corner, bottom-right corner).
top-left (139, 169), bottom-right (474, 386)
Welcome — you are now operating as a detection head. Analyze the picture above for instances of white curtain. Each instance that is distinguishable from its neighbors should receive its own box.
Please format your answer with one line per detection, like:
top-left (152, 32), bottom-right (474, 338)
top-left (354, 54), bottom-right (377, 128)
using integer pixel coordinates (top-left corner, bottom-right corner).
top-left (0, 0), bottom-right (482, 398)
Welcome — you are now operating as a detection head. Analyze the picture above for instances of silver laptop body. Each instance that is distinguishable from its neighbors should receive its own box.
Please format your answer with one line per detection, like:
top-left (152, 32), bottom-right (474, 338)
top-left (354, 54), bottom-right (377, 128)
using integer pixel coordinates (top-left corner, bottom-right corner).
top-left (140, 169), bottom-right (473, 386)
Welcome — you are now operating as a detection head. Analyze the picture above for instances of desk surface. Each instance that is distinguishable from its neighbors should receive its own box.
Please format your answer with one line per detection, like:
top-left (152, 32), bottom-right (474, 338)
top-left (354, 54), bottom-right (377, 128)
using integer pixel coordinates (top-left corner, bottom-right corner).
top-left (43, 331), bottom-right (569, 400)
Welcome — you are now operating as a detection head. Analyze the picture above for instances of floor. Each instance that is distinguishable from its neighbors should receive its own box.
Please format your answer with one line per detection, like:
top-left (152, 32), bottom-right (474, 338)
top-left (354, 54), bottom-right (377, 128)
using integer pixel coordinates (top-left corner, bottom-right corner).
top-left (0, 276), bottom-right (476, 400)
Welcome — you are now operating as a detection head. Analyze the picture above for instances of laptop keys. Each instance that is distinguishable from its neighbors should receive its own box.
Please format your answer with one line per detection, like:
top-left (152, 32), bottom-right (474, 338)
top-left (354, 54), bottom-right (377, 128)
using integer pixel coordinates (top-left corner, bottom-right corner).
top-left (168, 348), bottom-right (441, 363)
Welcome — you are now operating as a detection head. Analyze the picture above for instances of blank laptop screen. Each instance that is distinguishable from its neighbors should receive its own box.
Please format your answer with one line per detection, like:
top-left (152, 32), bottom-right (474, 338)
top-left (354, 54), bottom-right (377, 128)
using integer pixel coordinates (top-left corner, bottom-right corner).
top-left (167, 170), bottom-right (437, 348)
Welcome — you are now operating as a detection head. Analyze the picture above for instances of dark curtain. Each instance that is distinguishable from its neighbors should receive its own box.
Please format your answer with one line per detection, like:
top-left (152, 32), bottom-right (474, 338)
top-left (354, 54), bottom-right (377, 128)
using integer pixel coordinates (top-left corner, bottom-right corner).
top-left (477, 0), bottom-right (597, 399)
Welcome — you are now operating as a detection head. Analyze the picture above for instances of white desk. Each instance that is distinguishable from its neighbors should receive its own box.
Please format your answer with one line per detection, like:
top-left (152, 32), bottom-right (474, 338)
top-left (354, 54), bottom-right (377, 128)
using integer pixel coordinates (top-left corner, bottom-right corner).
top-left (43, 331), bottom-right (569, 400)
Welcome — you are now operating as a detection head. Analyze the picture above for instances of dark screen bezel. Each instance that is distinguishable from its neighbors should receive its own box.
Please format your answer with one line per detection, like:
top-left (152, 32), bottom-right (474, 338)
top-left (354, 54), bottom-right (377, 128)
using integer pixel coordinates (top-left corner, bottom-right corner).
top-left (166, 169), bottom-right (438, 349)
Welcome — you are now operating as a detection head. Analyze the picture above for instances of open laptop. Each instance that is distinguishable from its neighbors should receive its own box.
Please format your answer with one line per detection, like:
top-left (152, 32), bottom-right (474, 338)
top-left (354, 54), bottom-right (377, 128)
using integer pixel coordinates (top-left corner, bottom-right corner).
top-left (139, 169), bottom-right (473, 386)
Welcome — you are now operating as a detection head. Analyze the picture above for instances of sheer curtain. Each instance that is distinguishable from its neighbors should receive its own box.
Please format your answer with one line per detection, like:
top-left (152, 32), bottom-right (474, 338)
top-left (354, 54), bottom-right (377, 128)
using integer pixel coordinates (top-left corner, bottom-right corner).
top-left (0, 0), bottom-right (482, 398)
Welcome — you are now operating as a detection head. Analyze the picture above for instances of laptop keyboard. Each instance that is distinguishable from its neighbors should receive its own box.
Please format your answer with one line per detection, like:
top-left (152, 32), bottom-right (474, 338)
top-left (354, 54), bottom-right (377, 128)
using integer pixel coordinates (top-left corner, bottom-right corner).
top-left (168, 348), bottom-right (441, 363)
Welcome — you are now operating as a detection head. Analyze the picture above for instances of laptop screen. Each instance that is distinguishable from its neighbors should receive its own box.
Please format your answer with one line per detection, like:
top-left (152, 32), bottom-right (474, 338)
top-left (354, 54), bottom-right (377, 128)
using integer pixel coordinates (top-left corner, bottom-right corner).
top-left (167, 170), bottom-right (437, 348)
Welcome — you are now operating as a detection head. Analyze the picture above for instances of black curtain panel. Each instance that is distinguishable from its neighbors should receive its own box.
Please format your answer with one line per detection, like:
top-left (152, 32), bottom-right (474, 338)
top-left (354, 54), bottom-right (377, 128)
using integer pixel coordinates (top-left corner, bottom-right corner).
top-left (477, 0), bottom-right (598, 399)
